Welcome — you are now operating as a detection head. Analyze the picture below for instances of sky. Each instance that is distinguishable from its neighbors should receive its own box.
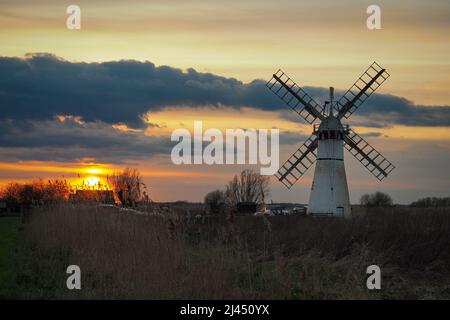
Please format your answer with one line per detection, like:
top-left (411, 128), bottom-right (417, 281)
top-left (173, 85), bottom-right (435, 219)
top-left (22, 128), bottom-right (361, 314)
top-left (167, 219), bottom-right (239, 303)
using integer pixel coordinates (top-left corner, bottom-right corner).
top-left (0, 0), bottom-right (449, 204)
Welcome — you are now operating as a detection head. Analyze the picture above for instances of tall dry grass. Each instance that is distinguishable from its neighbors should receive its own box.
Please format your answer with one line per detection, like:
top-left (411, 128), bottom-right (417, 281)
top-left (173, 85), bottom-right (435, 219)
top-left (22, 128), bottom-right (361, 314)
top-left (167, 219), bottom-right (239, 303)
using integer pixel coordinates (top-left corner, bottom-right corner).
top-left (17, 204), bottom-right (450, 299)
top-left (21, 204), bottom-right (261, 299)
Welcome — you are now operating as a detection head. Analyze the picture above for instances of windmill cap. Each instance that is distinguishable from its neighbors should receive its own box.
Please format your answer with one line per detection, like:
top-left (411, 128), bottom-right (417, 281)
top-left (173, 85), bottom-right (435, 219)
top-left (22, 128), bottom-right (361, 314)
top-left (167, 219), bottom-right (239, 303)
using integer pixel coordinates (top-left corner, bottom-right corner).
top-left (318, 117), bottom-right (342, 131)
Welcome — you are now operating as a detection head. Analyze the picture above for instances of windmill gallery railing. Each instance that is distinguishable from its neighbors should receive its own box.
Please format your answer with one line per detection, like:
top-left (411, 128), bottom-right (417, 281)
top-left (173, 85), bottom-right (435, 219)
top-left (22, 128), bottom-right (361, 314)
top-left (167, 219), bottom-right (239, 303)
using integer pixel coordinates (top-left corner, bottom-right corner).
top-left (312, 123), bottom-right (350, 136)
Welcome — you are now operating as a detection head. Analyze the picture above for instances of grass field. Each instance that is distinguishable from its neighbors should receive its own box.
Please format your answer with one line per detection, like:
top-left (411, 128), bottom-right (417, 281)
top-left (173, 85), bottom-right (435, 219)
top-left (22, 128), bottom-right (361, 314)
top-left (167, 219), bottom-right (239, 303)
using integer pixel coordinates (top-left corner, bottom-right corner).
top-left (2, 205), bottom-right (450, 299)
top-left (0, 216), bottom-right (20, 298)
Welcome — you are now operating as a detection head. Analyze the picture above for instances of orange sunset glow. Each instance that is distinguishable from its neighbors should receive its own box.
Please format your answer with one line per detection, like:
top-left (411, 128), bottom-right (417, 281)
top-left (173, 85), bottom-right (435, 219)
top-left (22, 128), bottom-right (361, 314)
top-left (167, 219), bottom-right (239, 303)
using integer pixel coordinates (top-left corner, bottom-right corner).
top-left (0, 0), bottom-right (449, 204)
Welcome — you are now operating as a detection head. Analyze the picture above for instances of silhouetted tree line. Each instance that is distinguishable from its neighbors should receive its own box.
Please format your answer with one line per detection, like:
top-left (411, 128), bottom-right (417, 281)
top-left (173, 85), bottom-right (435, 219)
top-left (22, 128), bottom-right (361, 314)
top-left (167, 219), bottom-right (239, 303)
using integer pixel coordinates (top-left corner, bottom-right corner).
top-left (0, 179), bottom-right (70, 212)
top-left (410, 197), bottom-right (450, 207)
top-left (0, 168), bottom-right (149, 211)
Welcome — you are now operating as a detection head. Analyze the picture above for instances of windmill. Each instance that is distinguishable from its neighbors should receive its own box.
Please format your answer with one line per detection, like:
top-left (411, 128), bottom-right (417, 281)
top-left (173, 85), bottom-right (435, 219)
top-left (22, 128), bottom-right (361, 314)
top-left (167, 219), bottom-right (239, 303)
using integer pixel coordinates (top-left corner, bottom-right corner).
top-left (266, 62), bottom-right (395, 218)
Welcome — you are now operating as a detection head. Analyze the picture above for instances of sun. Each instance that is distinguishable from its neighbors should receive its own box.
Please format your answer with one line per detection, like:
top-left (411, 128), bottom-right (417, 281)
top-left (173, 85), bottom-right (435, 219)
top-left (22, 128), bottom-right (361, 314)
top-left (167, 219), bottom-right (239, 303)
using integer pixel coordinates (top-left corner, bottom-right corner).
top-left (73, 165), bottom-right (112, 190)
top-left (85, 176), bottom-right (100, 187)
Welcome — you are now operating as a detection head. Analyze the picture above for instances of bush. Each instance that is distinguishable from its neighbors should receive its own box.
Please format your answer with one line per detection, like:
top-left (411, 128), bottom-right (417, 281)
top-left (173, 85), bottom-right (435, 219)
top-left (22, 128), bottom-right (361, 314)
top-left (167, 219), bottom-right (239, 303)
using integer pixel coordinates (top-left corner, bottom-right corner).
top-left (107, 168), bottom-right (145, 206)
top-left (360, 191), bottom-right (393, 207)
top-left (204, 189), bottom-right (226, 215)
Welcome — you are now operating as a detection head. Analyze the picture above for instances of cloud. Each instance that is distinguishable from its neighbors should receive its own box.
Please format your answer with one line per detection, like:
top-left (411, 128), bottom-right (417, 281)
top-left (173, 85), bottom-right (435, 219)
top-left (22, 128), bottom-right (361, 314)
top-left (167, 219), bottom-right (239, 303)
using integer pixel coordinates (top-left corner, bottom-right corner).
top-left (278, 130), bottom-right (311, 145)
top-left (1, 53), bottom-right (450, 130)
top-left (0, 53), bottom-right (282, 128)
top-left (350, 94), bottom-right (450, 127)
top-left (279, 88), bottom-right (450, 128)
top-left (359, 132), bottom-right (385, 138)
top-left (1, 53), bottom-right (448, 130)
top-left (0, 117), bottom-right (172, 163)
top-left (1, 53), bottom-right (449, 163)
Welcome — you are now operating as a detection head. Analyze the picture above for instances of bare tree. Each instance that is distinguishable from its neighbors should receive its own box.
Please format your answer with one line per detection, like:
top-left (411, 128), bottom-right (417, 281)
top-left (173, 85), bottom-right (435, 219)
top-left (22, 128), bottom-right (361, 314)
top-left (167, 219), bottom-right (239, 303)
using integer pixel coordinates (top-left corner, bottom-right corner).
top-left (107, 168), bottom-right (145, 207)
top-left (225, 169), bottom-right (270, 207)
top-left (360, 191), bottom-right (393, 207)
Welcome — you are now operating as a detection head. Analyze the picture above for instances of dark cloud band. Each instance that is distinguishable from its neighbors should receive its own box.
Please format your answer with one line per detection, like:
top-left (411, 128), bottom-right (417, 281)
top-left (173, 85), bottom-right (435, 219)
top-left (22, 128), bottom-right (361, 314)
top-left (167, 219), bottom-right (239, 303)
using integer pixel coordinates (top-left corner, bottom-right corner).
top-left (1, 53), bottom-right (449, 129)
top-left (0, 53), bottom-right (449, 163)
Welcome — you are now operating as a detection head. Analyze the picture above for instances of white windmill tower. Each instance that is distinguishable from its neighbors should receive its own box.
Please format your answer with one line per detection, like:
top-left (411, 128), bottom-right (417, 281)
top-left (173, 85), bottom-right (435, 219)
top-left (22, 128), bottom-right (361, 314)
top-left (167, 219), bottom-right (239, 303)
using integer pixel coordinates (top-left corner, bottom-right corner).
top-left (266, 62), bottom-right (395, 218)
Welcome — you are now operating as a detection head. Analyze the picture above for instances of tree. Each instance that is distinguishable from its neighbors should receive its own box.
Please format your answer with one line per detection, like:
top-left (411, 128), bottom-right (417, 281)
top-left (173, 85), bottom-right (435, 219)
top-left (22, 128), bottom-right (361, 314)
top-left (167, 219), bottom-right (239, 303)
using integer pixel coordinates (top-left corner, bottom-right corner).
top-left (360, 191), bottom-right (393, 207)
top-left (107, 168), bottom-right (145, 207)
top-left (225, 169), bottom-right (270, 207)
top-left (0, 179), bottom-right (70, 211)
top-left (410, 197), bottom-right (450, 207)
top-left (204, 189), bottom-right (226, 215)
top-left (1, 183), bottom-right (22, 208)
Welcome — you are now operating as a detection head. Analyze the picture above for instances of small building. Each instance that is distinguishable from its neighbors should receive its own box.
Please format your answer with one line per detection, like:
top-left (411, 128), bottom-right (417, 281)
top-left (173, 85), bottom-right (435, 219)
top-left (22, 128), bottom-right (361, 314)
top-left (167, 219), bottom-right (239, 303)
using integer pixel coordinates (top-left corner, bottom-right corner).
top-left (237, 202), bottom-right (258, 214)
top-left (0, 200), bottom-right (7, 214)
top-left (291, 206), bottom-right (307, 215)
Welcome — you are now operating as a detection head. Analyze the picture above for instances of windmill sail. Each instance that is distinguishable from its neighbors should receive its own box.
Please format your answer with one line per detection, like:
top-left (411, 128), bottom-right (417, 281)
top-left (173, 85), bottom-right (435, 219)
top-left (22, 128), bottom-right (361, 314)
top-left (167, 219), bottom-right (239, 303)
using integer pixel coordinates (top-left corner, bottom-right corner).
top-left (275, 135), bottom-right (318, 188)
top-left (344, 129), bottom-right (395, 181)
top-left (335, 62), bottom-right (390, 119)
top-left (266, 69), bottom-right (324, 124)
